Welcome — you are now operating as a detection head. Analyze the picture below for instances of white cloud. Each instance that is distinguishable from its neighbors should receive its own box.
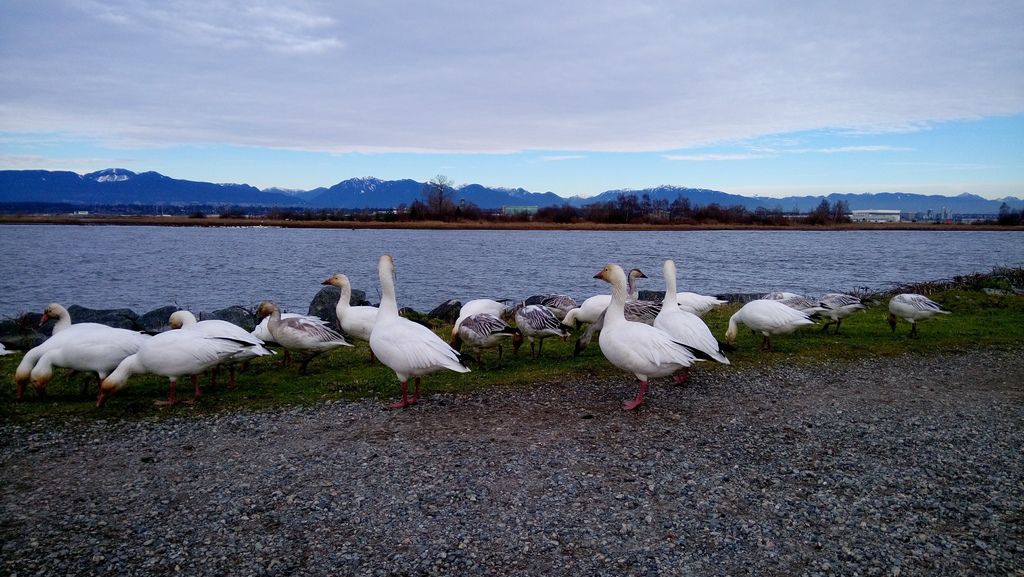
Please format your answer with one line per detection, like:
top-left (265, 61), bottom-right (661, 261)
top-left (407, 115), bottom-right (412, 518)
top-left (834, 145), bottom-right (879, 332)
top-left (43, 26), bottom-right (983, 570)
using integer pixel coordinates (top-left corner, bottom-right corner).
top-left (0, 1), bottom-right (1021, 154)
top-left (540, 155), bottom-right (587, 162)
top-left (815, 145), bottom-right (913, 153)
top-left (663, 153), bottom-right (771, 161)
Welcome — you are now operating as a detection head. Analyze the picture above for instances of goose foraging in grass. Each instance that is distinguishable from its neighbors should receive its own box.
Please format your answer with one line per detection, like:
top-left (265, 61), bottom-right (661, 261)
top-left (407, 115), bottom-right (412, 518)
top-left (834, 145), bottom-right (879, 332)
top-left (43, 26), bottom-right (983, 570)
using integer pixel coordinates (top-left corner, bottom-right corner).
top-left (593, 263), bottom-right (698, 411)
top-left (451, 313), bottom-right (521, 367)
top-left (513, 304), bottom-right (570, 358)
top-left (452, 299), bottom-right (508, 338)
top-left (255, 301), bottom-right (351, 373)
top-left (654, 260), bottom-right (730, 383)
top-left (29, 328), bottom-right (150, 396)
top-left (370, 255), bottom-right (470, 409)
top-left (15, 304), bottom-right (137, 399)
top-left (523, 294), bottom-right (578, 320)
top-left (725, 299), bottom-right (816, 351)
top-left (98, 329), bottom-right (272, 407)
top-left (169, 311), bottom-right (273, 389)
top-left (817, 293), bottom-right (866, 334)
top-left (887, 293), bottom-right (950, 337)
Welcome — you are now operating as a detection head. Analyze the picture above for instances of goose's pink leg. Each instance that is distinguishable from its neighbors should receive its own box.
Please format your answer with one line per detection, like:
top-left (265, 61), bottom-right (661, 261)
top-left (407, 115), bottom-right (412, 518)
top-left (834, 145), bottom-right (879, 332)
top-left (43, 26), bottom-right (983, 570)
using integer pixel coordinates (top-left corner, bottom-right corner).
top-left (392, 380), bottom-right (413, 409)
top-left (183, 375), bottom-right (202, 404)
top-left (227, 365), bottom-right (238, 391)
top-left (155, 378), bottom-right (178, 406)
top-left (623, 380), bottom-right (648, 411)
top-left (411, 377), bottom-right (421, 405)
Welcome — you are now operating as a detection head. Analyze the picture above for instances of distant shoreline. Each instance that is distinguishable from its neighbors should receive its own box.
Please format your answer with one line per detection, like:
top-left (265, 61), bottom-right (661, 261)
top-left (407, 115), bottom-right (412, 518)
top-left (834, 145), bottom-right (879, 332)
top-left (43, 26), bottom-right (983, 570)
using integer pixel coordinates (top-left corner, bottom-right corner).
top-left (0, 214), bottom-right (1020, 232)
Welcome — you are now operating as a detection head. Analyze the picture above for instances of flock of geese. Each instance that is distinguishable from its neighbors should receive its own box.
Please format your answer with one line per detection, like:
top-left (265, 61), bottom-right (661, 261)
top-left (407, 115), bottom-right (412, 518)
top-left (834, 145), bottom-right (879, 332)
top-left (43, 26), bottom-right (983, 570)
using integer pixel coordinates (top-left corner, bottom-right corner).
top-left (8, 255), bottom-right (952, 411)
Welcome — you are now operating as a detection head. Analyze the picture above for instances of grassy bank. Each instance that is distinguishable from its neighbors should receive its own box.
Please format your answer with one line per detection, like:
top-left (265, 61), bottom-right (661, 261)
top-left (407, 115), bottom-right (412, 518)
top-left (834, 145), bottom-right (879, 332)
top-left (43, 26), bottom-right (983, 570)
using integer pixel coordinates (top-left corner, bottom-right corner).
top-left (3, 279), bottom-right (1022, 425)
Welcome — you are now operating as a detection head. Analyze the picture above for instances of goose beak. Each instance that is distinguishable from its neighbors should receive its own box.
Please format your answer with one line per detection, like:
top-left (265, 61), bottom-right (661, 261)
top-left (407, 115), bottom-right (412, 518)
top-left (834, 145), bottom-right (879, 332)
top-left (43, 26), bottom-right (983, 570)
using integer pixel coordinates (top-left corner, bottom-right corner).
top-left (321, 278), bottom-right (331, 285)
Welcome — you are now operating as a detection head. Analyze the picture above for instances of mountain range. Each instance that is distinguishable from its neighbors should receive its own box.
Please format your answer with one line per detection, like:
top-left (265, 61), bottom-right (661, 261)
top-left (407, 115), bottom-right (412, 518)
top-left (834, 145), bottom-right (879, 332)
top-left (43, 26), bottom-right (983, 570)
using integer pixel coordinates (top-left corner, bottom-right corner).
top-left (1, 168), bottom-right (1021, 215)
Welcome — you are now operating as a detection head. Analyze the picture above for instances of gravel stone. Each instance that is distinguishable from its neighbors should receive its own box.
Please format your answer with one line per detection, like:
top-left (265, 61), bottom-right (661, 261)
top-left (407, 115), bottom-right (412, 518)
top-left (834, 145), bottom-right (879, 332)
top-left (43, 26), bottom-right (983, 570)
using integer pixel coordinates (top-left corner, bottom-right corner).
top-left (1, 347), bottom-right (1022, 576)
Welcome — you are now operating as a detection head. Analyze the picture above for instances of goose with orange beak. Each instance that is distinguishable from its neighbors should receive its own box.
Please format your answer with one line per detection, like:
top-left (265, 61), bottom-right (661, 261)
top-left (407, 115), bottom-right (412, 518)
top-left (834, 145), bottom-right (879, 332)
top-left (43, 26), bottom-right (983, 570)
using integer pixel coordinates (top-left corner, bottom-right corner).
top-left (592, 263), bottom-right (698, 411)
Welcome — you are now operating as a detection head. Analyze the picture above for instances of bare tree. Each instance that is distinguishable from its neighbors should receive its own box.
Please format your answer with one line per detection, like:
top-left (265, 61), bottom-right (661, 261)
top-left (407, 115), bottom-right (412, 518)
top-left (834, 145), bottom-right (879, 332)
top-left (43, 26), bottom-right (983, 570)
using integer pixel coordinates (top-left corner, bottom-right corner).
top-left (422, 175), bottom-right (457, 219)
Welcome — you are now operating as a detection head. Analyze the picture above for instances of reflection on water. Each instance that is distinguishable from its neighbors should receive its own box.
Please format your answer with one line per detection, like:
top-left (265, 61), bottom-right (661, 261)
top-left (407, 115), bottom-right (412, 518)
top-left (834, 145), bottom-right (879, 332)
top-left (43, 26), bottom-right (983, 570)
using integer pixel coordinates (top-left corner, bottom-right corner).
top-left (1, 225), bottom-right (1022, 318)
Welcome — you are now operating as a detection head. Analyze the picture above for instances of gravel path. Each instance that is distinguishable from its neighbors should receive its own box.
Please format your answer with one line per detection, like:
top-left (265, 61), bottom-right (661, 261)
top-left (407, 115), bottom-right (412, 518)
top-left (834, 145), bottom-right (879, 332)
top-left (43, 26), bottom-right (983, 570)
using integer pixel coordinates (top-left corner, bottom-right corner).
top-left (2, 347), bottom-right (1022, 577)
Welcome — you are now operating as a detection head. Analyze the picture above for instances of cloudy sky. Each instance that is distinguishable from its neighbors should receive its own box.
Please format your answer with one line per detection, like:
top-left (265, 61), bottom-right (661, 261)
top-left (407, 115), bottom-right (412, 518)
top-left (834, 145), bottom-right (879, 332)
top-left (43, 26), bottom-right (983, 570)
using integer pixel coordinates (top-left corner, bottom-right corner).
top-left (1, 0), bottom-right (1022, 198)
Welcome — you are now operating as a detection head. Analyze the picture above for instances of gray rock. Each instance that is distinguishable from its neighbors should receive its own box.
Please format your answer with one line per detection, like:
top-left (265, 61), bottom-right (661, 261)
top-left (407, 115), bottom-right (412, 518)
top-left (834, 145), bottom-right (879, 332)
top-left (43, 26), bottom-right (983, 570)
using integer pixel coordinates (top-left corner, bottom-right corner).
top-left (137, 306), bottom-right (181, 333)
top-left (64, 304), bottom-right (139, 330)
top-left (203, 306), bottom-right (257, 331)
top-left (0, 315), bottom-right (47, 351)
top-left (428, 299), bottom-right (462, 323)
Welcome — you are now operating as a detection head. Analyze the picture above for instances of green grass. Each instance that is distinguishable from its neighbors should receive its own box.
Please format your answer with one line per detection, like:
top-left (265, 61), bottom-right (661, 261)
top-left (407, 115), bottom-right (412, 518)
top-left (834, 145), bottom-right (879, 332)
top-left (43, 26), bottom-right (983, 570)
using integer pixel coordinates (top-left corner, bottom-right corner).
top-left (2, 287), bottom-right (1022, 424)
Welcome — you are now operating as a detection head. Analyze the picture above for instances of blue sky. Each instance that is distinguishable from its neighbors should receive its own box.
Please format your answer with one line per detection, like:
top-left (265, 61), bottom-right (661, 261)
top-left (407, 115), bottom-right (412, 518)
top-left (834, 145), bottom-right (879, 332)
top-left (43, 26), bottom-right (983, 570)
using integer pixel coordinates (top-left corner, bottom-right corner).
top-left (2, 1), bottom-right (1022, 199)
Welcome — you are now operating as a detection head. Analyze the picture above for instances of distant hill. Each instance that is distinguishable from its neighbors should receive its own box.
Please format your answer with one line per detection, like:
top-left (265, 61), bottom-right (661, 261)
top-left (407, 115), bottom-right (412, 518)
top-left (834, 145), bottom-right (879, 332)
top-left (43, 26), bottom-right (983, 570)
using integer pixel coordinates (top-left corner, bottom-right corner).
top-left (0, 169), bottom-right (300, 206)
top-left (1, 169), bottom-right (1020, 214)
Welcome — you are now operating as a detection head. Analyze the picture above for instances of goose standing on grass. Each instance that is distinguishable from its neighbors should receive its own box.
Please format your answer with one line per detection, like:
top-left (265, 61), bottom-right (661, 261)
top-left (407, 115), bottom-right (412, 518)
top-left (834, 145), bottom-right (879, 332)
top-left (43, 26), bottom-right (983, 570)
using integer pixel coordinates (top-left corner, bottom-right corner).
top-left (169, 311), bottom-right (273, 389)
top-left (725, 299), bottom-right (815, 351)
top-left (371, 255), bottom-right (470, 408)
top-left (29, 329), bottom-right (150, 397)
top-left (654, 260), bottom-right (730, 383)
top-left (593, 263), bottom-right (698, 411)
top-left (322, 273), bottom-right (379, 342)
top-left (524, 294), bottom-right (578, 320)
top-left (513, 304), bottom-right (570, 358)
top-left (888, 293), bottom-right (950, 337)
top-left (97, 329), bottom-right (272, 407)
top-left (818, 293), bottom-right (866, 334)
top-left (256, 301), bottom-right (351, 373)
top-left (773, 295), bottom-right (829, 316)
top-left (451, 313), bottom-right (521, 367)
top-left (452, 299), bottom-right (507, 338)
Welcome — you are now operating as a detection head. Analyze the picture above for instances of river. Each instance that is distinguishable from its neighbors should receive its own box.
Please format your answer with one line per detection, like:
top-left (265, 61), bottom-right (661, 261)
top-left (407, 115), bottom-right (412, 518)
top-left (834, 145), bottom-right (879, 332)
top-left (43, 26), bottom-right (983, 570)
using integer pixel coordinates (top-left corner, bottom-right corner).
top-left (1, 225), bottom-right (1022, 318)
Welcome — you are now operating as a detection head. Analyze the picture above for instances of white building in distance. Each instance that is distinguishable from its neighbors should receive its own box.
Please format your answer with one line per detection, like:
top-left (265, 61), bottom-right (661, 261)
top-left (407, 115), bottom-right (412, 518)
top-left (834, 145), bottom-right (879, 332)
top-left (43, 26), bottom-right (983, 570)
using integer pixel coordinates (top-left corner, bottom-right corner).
top-left (850, 209), bottom-right (901, 223)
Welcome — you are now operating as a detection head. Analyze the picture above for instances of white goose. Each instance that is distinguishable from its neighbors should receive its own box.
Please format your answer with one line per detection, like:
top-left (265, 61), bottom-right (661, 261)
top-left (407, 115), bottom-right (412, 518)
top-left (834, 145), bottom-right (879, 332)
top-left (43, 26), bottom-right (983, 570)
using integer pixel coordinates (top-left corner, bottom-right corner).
top-left (0, 343), bottom-right (11, 356)
top-left (452, 298), bottom-right (507, 338)
top-left (451, 313), bottom-right (521, 367)
top-left (654, 260), bottom-right (730, 383)
top-left (513, 304), bottom-right (570, 358)
top-left (675, 292), bottom-right (728, 317)
top-left (169, 311), bottom-right (274, 389)
top-left (15, 303), bottom-right (131, 399)
top-left (28, 328), bottom-right (150, 396)
top-left (725, 299), bottom-right (815, 351)
top-left (818, 293), bottom-right (866, 334)
top-left (321, 273), bottom-right (379, 342)
top-left (98, 329), bottom-right (272, 406)
top-left (561, 268), bottom-right (650, 328)
top-left (593, 263), bottom-right (698, 411)
top-left (39, 303), bottom-right (109, 335)
top-left (255, 301), bottom-right (351, 373)
top-left (523, 294), bottom-right (578, 320)
top-left (888, 293), bottom-right (950, 337)
top-left (370, 255), bottom-right (470, 408)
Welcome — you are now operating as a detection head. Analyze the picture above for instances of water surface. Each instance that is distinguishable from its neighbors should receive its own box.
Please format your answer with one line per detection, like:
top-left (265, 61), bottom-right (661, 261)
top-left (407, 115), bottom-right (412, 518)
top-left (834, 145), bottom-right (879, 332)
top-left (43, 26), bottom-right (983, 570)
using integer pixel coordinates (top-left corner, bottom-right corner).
top-left (1, 225), bottom-right (1021, 318)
